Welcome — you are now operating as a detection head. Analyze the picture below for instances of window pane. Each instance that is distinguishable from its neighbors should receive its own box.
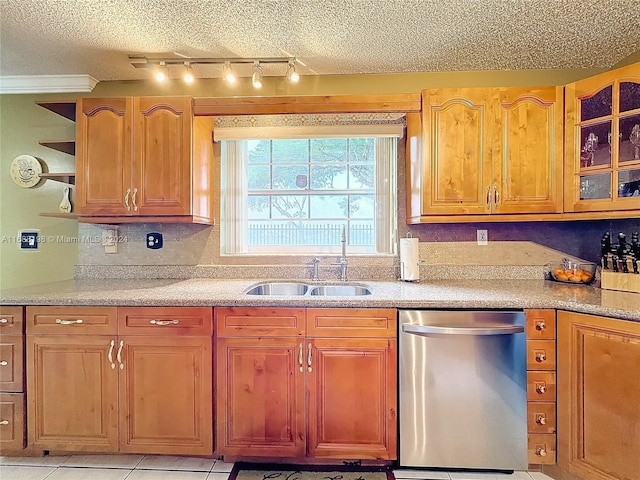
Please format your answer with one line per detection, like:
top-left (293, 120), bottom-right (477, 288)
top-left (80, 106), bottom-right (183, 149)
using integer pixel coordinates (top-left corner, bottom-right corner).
top-left (349, 138), bottom-right (375, 162)
top-left (272, 165), bottom-right (309, 190)
top-left (310, 165), bottom-right (348, 189)
top-left (349, 164), bottom-right (374, 188)
top-left (270, 195), bottom-right (309, 219)
top-left (580, 85), bottom-right (612, 122)
top-left (247, 165), bottom-right (271, 189)
top-left (272, 139), bottom-right (308, 163)
top-left (620, 113), bottom-right (640, 163)
top-left (349, 195), bottom-right (375, 218)
top-left (349, 221), bottom-right (375, 246)
top-left (310, 194), bottom-right (348, 218)
top-left (311, 139), bottom-right (348, 162)
top-left (248, 140), bottom-right (270, 163)
top-left (620, 82), bottom-right (640, 113)
top-left (618, 168), bottom-right (640, 198)
top-left (248, 195), bottom-right (270, 219)
top-left (580, 121), bottom-right (611, 168)
top-left (580, 173), bottom-right (611, 200)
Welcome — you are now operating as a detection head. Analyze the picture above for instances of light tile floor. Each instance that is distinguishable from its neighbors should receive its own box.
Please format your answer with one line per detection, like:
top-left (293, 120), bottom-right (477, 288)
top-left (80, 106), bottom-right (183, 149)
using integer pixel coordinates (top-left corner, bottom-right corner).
top-left (0, 455), bottom-right (556, 480)
top-left (0, 455), bottom-right (234, 480)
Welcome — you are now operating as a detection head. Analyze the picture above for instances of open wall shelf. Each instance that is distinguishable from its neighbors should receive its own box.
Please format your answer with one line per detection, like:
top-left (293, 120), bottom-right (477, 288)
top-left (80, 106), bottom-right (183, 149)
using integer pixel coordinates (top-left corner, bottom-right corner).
top-left (39, 141), bottom-right (75, 156)
top-left (36, 102), bottom-right (76, 122)
top-left (40, 173), bottom-right (75, 185)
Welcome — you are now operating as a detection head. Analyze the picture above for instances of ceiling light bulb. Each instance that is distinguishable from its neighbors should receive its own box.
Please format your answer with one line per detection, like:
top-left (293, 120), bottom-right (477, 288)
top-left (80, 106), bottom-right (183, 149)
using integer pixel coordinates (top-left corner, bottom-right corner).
top-left (183, 63), bottom-right (194, 84)
top-left (252, 62), bottom-right (263, 89)
top-left (223, 62), bottom-right (236, 83)
top-left (155, 62), bottom-right (168, 83)
top-left (286, 61), bottom-right (299, 84)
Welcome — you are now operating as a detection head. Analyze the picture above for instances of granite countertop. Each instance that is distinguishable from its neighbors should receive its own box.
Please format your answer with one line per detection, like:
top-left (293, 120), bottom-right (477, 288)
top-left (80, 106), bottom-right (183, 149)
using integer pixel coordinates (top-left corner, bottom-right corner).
top-left (1, 278), bottom-right (639, 322)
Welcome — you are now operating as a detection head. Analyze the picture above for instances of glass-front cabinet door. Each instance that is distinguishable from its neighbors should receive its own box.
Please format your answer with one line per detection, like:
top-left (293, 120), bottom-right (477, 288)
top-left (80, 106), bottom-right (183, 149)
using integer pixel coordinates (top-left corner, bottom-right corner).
top-left (565, 63), bottom-right (640, 212)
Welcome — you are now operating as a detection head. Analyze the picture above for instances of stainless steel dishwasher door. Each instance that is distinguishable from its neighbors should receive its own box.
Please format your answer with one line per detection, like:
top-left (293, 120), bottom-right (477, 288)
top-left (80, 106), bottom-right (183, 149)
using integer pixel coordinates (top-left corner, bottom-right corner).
top-left (399, 310), bottom-right (528, 471)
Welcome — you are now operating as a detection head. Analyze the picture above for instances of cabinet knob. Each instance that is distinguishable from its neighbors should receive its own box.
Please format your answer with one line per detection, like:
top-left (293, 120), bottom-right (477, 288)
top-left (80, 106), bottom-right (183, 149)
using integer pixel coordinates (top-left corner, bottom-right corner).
top-left (535, 383), bottom-right (547, 394)
top-left (0, 318), bottom-right (8, 324)
top-left (535, 351), bottom-right (547, 362)
top-left (535, 445), bottom-right (547, 457)
top-left (536, 414), bottom-right (547, 425)
top-left (0, 420), bottom-right (9, 425)
top-left (535, 320), bottom-right (546, 331)
top-left (0, 361), bottom-right (7, 366)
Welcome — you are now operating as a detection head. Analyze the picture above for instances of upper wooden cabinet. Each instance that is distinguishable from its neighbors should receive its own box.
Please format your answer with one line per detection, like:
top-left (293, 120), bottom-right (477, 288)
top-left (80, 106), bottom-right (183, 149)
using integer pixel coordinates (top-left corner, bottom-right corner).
top-left (409, 86), bottom-right (563, 221)
top-left (75, 97), bottom-right (214, 224)
top-left (564, 63), bottom-right (640, 213)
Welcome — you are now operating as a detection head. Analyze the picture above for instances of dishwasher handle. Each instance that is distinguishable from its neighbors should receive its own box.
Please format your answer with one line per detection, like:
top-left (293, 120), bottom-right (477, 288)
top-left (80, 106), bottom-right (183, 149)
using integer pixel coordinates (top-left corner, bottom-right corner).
top-left (402, 323), bottom-right (524, 337)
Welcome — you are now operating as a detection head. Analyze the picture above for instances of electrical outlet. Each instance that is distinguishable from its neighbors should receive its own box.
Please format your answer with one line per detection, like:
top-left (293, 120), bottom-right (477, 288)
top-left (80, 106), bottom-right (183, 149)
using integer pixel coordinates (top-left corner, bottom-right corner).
top-left (477, 229), bottom-right (488, 246)
top-left (19, 230), bottom-right (39, 250)
top-left (147, 232), bottom-right (163, 249)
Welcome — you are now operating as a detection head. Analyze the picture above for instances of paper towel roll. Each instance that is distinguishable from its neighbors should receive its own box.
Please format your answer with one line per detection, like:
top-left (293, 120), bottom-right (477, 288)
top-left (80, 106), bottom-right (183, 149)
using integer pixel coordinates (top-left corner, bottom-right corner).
top-left (399, 237), bottom-right (420, 281)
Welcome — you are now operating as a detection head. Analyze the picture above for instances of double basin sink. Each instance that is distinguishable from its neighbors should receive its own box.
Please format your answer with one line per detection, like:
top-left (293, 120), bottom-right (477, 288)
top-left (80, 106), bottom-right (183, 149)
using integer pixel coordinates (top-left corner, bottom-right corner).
top-left (245, 281), bottom-right (372, 296)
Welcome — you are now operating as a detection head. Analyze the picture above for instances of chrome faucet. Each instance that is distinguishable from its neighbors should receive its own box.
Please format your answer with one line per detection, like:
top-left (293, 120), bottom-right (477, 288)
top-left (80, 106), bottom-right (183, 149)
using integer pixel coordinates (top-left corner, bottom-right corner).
top-left (334, 226), bottom-right (348, 281)
top-left (310, 256), bottom-right (320, 281)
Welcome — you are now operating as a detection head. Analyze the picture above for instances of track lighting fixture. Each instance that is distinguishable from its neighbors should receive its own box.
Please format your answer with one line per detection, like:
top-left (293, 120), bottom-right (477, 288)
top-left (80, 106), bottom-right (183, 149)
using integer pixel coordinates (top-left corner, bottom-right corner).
top-left (183, 62), bottom-right (194, 84)
top-left (286, 60), bottom-right (299, 84)
top-left (154, 61), bottom-right (168, 82)
top-left (252, 61), bottom-right (263, 89)
top-left (129, 54), bottom-right (301, 88)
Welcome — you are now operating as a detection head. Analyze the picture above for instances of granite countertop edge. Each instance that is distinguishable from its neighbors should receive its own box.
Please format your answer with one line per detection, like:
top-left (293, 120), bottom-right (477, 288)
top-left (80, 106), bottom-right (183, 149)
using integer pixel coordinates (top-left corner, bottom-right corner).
top-left (1, 278), bottom-right (639, 322)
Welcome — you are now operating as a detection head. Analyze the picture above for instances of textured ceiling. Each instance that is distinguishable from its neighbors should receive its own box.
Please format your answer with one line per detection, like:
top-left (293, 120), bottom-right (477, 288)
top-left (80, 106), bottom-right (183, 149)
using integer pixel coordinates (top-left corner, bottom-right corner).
top-left (1, 0), bottom-right (639, 82)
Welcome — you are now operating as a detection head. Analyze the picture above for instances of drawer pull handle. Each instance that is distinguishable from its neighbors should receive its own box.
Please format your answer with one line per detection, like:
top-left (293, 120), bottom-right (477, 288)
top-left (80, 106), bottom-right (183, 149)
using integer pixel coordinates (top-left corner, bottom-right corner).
top-left (535, 445), bottom-right (547, 457)
top-left (298, 342), bottom-right (303, 373)
top-left (307, 343), bottom-right (312, 373)
top-left (536, 414), bottom-right (547, 425)
top-left (117, 340), bottom-right (124, 369)
top-left (0, 420), bottom-right (9, 425)
top-left (124, 188), bottom-right (131, 211)
top-left (0, 361), bottom-right (7, 366)
top-left (56, 319), bottom-right (83, 325)
top-left (149, 319), bottom-right (179, 326)
top-left (132, 187), bottom-right (138, 212)
top-left (107, 339), bottom-right (116, 370)
top-left (535, 320), bottom-right (546, 331)
top-left (535, 352), bottom-right (547, 362)
top-left (0, 318), bottom-right (8, 324)
top-left (535, 383), bottom-right (547, 394)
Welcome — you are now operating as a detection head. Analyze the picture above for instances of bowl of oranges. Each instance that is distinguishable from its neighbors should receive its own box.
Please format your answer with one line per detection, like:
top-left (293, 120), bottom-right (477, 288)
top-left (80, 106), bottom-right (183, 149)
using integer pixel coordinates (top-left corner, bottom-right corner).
top-left (549, 260), bottom-right (597, 285)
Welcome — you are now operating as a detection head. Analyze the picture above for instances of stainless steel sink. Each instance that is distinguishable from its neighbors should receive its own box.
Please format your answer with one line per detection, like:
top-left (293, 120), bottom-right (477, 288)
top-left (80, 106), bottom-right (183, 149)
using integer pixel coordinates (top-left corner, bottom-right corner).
top-left (245, 282), bottom-right (371, 296)
top-left (309, 285), bottom-right (372, 296)
top-left (245, 282), bottom-right (309, 296)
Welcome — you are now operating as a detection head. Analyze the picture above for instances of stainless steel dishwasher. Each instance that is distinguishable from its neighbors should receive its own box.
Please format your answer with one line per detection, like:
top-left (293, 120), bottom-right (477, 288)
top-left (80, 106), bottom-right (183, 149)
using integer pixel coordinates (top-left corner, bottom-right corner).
top-left (399, 310), bottom-right (527, 471)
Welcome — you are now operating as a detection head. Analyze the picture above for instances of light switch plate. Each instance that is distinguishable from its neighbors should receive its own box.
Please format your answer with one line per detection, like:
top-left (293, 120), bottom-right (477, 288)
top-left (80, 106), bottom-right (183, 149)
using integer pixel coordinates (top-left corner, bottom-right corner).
top-left (477, 229), bottom-right (488, 246)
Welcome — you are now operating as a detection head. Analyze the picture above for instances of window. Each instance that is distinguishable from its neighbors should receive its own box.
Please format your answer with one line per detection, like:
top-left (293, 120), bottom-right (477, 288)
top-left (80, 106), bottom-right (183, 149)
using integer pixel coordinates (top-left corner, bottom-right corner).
top-left (218, 121), bottom-right (401, 256)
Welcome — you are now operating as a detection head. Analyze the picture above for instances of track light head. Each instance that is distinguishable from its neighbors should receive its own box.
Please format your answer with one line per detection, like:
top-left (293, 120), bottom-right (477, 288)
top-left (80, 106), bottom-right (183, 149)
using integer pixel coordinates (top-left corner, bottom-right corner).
top-left (252, 61), bottom-right (263, 89)
top-left (286, 60), bottom-right (299, 84)
top-left (155, 61), bottom-right (168, 82)
top-left (183, 62), bottom-right (194, 84)
top-left (223, 62), bottom-right (236, 83)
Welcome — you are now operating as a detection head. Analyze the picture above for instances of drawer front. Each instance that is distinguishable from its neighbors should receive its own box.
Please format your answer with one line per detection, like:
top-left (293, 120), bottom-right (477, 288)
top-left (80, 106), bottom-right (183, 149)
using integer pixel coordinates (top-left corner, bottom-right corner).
top-left (526, 339), bottom-right (556, 370)
top-left (527, 401), bottom-right (556, 434)
top-left (527, 371), bottom-right (556, 402)
top-left (0, 307), bottom-right (24, 335)
top-left (525, 310), bottom-right (556, 339)
top-left (216, 307), bottom-right (305, 337)
top-left (118, 307), bottom-right (213, 335)
top-left (0, 337), bottom-right (24, 392)
top-left (306, 308), bottom-right (397, 338)
top-left (0, 392), bottom-right (26, 451)
top-left (528, 433), bottom-right (556, 464)
top-left (27, 306), bottom-right (117, 335)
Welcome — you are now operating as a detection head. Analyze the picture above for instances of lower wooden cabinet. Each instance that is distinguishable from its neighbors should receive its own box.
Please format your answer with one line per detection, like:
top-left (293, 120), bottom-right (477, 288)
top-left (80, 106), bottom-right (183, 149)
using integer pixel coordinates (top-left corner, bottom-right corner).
top-left (0, 392), bottom-right (26, 451)
top-left (26, 306), bottom-right (213, 455)
top-left (557, 311), bottom-right (640, 480)
top-left (0, 306), bottom-right (26, 451)
top-left (216, 307), bottom-right (397, 461)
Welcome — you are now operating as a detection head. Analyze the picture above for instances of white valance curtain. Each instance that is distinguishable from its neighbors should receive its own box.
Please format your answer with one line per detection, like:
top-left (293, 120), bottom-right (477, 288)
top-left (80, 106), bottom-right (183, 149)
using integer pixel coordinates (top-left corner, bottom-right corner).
top-left (214, 124), bottom-right (404, 141)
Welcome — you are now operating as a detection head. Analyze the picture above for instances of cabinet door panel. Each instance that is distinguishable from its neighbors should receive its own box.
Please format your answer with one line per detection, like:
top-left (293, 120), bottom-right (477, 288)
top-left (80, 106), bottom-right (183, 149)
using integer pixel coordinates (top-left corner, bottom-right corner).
top-left (119, 336), bottom-right (212, 455)
top-left (27, 335), bottom-right (118, 451)
top-left (216, 337), bottom-right (305, 457)
top-left (0, 393), bottom-right (26, 450)
top-left (422, 88), bottom-right (493, 215)
top-left (133, 97), bottom-right (192, 216)
top-left (0, 307), bottom-right (24, 334)
top-left (558, 311), bottom-right (640, 480)
top-left (308, 338), bottom-right (397, 460)
top-left (76, 98), bottom-right (132, 215)
top-left (494, 87), bottom-right (563, 214)
top-left (0, 336), bottom-right (23, 392)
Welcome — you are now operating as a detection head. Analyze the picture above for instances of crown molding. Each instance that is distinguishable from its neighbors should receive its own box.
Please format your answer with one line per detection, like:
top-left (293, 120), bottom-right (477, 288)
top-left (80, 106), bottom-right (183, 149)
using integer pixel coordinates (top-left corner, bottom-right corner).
top-left (0, 74), bottom-right (99, 94)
